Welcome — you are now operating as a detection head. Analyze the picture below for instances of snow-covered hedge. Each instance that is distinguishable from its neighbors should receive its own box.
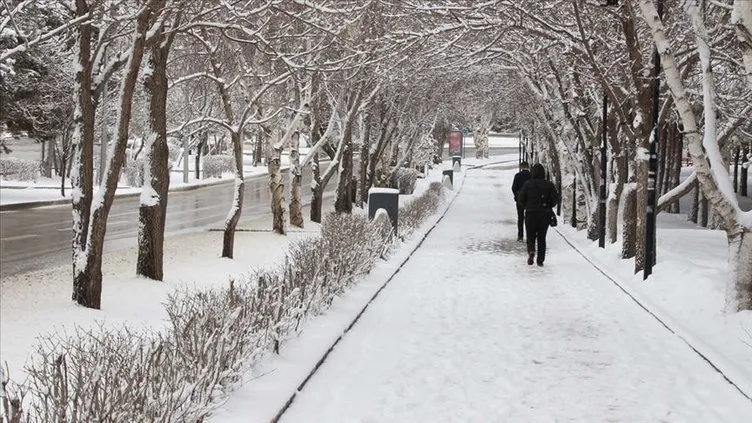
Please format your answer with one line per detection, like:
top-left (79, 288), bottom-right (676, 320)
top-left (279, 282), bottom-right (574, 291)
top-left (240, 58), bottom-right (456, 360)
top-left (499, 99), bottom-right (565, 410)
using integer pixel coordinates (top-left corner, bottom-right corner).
top-left (202, 155), bottom-right (234, 178)
top-left (399, 181), bottom-right (444, 234)
top-left (393, 167), bottom-right (419, 194)
top-left (0, 157), bottom-right (41, 182)
top-left (124, 158), bottom-right (174, 187)
top-left (0, 184), bottom-right (445, 422)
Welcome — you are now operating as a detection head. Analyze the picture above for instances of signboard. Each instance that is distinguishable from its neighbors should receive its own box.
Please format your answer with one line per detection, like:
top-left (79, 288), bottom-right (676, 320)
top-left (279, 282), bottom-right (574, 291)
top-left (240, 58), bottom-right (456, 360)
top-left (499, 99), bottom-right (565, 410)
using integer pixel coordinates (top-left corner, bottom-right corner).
top-left (448, 130), bottom-right (463, 157)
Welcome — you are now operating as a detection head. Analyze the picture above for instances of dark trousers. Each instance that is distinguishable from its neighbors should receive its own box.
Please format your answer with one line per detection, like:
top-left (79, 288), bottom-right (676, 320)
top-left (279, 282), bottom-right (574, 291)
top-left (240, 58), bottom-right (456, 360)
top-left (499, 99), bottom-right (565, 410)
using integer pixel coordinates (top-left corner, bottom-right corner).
top-left (516, 202), bottom-right (525, 239)
top-left (525, 210), bottom-right (550, 264)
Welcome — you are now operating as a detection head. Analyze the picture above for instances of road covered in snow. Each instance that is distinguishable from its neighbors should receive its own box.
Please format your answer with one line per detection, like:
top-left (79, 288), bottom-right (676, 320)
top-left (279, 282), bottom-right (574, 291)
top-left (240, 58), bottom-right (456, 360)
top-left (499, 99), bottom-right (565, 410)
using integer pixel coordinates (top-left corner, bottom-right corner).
top-left (276, 167), bottom-right (752, 422)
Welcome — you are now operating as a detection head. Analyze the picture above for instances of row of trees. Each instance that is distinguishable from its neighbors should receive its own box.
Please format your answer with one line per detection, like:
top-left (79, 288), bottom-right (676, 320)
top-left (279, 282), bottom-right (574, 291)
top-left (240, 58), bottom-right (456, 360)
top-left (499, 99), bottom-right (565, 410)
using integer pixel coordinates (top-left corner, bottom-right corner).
top-left (2, 0), bottom-right (751, 312)
top-left (453, 0), bottom-right (751, 310)
top-left (0, 0), bottom-right (460, 309)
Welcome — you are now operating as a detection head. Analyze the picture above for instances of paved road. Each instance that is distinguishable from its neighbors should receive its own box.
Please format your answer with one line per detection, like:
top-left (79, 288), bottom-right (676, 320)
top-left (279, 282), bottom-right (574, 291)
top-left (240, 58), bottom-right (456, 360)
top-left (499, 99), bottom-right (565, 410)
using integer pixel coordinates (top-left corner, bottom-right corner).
top-left (0, 146), bottom-right (512, 278)
top-left (0, 165), bottom-right (335, 278)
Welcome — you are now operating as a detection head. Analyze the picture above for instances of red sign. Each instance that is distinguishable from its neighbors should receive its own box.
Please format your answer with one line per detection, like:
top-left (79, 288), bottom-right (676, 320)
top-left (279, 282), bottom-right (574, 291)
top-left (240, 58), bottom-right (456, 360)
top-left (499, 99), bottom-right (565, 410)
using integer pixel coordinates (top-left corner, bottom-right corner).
top-left (448, 131), bottom-right (462, 156)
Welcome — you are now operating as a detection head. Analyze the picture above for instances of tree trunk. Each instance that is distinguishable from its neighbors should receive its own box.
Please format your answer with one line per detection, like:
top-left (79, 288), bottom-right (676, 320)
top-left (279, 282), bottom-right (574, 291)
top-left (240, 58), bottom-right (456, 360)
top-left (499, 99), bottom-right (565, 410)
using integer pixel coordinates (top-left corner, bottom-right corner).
top-left (670, 131), bottom-right (683, 213)
top-left (622, 183), bottom-right (637, 259)
top-left (699, 190), bottom-right (709, 228)
top-left (688, 183), bottom-right (699, 223)
top-left (311, 153), bottom-right (323, 223)
top-left (433, 119), bottom-right (449, 160)
top-left (728, 230), bottom-right (752, 311)
top-left (634, 158), bottom-right (648, 273)
top-left (657, 125), bottom-right (668, 197)
top-left (44, 139), bottom-right (53, 177)
top-left (357, 117), bottom-right (370, 208)
top-left (254, 131), bottom-right (263, 167)
top-left (289, 132), bottom-right (304, 228)
top-left (269, 147), bottom-right (286, 234)
top-left (607, 156), bottom-right (626, 244)
top-left (70, 0), bottom-right (96, 308)
top-left (137, 31), bottom-right (171, 281)
top-left (335, 121), bottom-right (354, 214)
top-left (733, 146), bottom-right (740, 193)
top-left (73, 3), bottom-right (152, 309)
top-left (222, 131), bottom-right (244, 257)
top-left (195, 132), bottom-right (206, 180)
top-left (742, 143), bottom-right (749, 197)
top-left (587, 209), bottom-right (599, 241)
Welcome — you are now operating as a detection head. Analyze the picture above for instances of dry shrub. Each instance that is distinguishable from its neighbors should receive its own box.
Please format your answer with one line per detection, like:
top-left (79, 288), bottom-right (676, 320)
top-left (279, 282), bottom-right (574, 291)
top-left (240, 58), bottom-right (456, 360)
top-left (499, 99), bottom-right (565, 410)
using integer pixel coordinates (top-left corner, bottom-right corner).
top-left (399, 181), bottom-right (444, 235)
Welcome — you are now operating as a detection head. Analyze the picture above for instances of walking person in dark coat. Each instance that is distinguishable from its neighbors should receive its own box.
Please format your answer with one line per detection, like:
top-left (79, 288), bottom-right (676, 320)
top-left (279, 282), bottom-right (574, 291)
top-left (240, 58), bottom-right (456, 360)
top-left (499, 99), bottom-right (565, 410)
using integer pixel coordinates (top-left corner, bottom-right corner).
top-left (511, 162), bottom-right (531, 241)
top-left (517, 164), bottom-right (559, 266)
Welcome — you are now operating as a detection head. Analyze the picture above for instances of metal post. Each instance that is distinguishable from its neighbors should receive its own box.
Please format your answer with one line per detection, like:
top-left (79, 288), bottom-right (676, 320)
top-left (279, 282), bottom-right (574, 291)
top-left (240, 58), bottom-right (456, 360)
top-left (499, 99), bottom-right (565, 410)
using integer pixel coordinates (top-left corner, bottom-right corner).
top-left (519, 137), bottom-right (522, 165)
top-left (183, 135), bottom-right (189, 183)
top-left (644, 0), bottom-right (663, 280)
top-left (599, 94), bottom-right (608, 248)
top-left (571, 177), bottom-right (577, 228)
top-left (733, 146), bottom-right (740, 193)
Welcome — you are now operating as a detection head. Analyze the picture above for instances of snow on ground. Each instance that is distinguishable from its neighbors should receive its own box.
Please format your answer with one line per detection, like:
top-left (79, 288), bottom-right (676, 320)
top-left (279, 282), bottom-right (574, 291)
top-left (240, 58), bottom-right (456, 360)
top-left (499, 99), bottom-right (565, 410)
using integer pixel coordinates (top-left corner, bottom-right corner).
top-left (5, 153), bottom-right (749, 421)
top-left (0, 156), bottom-right (489, 384)
top-left (558, 215), bottom-right (752, 395)
top-left (214, 166), bottom-right (752, 423)
top-left (0, 212), bottom-right (318, 379)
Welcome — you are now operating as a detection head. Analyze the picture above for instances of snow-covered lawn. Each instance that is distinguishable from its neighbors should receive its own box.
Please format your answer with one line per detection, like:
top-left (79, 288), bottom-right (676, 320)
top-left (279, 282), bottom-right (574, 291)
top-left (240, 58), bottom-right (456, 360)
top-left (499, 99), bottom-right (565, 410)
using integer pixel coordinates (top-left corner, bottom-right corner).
top-left (0, 221), bottom-right (311, 380)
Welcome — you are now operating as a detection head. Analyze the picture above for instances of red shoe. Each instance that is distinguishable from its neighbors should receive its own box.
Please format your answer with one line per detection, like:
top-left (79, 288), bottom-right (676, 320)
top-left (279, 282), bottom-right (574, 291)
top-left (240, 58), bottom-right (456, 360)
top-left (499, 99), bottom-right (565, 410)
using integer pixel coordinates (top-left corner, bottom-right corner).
top-left (527, 252), bottom-right (535, 265)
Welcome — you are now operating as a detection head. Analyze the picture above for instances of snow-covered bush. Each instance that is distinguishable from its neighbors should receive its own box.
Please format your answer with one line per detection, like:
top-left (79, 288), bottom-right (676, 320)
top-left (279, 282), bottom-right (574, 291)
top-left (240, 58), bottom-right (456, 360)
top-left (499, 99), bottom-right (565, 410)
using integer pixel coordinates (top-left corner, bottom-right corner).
top-left (399, 181), bottom-right (444, 235)
top-left (202, 155), bottom-right (234, 178)
top-left (0, 157), bottom-right (41, 182)
top-left (124, 158), bottom-right (174, 187)
top-left (393, 167), bottom-right (419, 194)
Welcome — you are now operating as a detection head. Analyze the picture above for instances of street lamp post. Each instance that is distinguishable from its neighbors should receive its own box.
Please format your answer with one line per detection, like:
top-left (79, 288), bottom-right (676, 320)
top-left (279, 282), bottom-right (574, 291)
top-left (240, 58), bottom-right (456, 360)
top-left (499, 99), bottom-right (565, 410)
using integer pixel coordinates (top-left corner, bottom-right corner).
top-left (644, 0), bottom-right (663, 280)
top-left (599, 94), bottom-right (608, 248)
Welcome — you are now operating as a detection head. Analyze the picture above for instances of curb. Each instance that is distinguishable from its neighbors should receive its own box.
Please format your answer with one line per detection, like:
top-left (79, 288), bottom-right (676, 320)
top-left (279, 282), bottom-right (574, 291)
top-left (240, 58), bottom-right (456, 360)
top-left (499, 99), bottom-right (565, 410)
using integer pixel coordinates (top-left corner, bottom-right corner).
top-left (270, 169), bottom-right (475, 422)
top-left (553, 228), bottom-right (752, 403)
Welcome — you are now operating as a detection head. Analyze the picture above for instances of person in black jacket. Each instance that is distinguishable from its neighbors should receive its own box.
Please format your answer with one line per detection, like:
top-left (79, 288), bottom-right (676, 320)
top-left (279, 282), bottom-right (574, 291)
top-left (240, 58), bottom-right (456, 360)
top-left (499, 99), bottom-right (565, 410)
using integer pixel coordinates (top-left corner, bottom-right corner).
top-left (517, 164), bottom-right (559, 266)
top-left (511, 162), bottom-right (531, 241)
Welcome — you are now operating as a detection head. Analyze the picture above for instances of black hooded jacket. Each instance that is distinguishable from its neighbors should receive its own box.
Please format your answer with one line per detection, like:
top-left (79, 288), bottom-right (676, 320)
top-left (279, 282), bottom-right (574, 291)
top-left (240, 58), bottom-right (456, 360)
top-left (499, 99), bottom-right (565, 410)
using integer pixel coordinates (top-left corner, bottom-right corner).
top-left (518, 166), bottom-right (559, 212)
top-left (511, 169), bottom-right (531, 201)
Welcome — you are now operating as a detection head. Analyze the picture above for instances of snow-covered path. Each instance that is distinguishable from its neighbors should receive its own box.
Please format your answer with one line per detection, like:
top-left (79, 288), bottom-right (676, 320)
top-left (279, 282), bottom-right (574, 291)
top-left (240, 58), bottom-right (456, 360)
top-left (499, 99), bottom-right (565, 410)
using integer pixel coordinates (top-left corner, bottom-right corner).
top-left (279, 168), bottom-right (752, 422)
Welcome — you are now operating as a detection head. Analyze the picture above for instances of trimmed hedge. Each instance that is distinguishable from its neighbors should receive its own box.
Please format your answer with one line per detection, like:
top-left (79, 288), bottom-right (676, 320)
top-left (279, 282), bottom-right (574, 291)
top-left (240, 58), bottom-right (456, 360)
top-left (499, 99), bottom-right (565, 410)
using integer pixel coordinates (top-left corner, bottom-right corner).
top-left (0, 157), bottom-right (41, 182)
